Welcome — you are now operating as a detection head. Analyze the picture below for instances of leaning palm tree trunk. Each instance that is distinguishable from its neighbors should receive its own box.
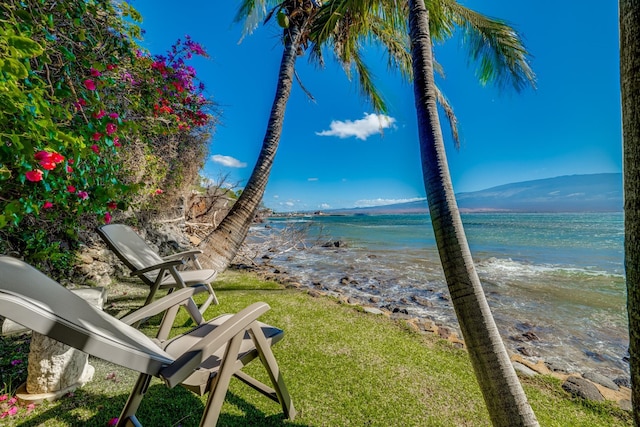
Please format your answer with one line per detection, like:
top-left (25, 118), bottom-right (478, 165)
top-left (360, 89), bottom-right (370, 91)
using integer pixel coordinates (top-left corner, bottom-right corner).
top-left (408, 1), bottom-right (538, 425)
top-left (621, 0), bottom-right (640, 424)
top-left (198, 24), bottom-right (302, 272)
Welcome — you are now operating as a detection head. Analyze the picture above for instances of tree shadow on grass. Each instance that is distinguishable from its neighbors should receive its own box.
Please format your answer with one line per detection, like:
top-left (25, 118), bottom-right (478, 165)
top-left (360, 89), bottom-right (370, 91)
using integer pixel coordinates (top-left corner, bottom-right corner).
top-left (15, 384), bottom-right (308, 427)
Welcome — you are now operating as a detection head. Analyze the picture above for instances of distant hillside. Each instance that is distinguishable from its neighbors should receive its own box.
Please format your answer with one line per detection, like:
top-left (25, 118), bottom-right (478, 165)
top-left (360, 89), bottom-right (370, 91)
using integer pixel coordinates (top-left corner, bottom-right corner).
top-left (329, 173), bottom-right (622, 215)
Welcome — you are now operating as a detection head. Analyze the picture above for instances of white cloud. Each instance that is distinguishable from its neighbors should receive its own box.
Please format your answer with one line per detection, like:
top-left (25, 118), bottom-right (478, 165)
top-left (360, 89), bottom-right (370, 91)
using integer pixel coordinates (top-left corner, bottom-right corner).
top-left (211, 154), bottom-right (247, 168)
top-left (354, 197), bottom-right (425, 208)
top-left (273, 195), bottom-right (280, 199)
top-left (307, 177), bottom-right (319, 181)
top-left (284, 201), bottom-right (295, 207)
top-left (316, 113), bottom-right (396, 141)
top-left (320, 203), bottom-right (331, 209)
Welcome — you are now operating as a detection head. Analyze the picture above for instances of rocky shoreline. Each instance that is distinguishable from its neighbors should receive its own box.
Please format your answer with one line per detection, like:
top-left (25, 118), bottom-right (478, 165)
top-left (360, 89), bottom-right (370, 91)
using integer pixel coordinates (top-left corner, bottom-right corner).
top-left (233, 248), bottom-right (632, 411)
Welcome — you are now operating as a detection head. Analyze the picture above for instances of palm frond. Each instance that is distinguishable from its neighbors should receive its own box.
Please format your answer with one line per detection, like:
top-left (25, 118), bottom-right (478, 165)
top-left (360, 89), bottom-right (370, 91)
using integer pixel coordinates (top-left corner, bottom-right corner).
top-left (435, 85), bottom-right (460, 148)
top-left (444, 0), bottom-right (536, 92)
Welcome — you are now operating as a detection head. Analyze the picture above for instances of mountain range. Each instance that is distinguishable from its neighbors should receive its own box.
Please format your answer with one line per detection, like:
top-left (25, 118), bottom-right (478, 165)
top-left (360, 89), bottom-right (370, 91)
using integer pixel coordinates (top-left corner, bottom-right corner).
top-left (328, 173), bottom-right (622, 214)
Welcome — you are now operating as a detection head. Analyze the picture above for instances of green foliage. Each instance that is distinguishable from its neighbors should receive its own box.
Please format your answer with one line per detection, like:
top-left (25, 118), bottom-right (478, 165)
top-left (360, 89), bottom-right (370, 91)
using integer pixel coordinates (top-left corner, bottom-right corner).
top-left (0, 0), bottom-right (215, 277)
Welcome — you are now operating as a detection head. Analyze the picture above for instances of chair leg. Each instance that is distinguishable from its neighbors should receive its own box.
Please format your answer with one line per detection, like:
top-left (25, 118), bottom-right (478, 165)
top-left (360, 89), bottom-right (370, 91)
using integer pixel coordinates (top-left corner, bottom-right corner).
top-left (199, 332), bottom-right (243, 426)
top-left (250, 324), bottom-right (297, 420)
top-left (197, 284), bottom-right (218, 314)
top-left (117, 373), bottom-right (152, 427)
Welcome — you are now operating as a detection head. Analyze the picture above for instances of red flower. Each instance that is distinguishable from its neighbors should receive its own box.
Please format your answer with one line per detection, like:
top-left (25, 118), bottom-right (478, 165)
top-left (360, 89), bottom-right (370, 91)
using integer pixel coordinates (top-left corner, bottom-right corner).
top-left (66, 165), bottom-right (73, 173)
top-left (154, 189), bottom-right (163, 195)
top-left (108, 418), bottom-right (119, 426)
top-left (105, 123), bottom-right (117, 135)
top-left (90, 68), bottom-right (101, 77)
top-left (113, 137), bottom-right (121, 147)
top-left (106, 64), bottom-right (117, 71)
top-left (107, 202), bottom-right (117, 210)
top-left (83, 79), bottom-right (96, 91)
top-left (43, 201), bottom-right (54, 209)
top-left (67, 185), bottom-right (76, 193)
top-left (108, 112), bottom-right (119, 119)
top-left (92, 132), bottom-right (102, 141)
top-left (91, 144), bottom-right (100, 154)
top-left (50, 152), bottom-right (64, 163)
top-left (77, 191), bottom-right (89, 200)
top-left (104, 212), bottom-right (112, 224)
top-left (25, 170), bottom-right (44, 182)
top-left (93, 110), bottom-right (106, 119)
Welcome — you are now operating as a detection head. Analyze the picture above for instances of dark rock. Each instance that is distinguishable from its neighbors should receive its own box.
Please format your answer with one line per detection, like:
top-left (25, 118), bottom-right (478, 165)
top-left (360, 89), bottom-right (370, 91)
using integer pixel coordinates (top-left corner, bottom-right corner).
top-left (273, 269), bottom-right (281, 274)
top-left (562, 376), bottom-right (605, 402)
top-left (393, 307), bottom-right (409, 315)
top-left (349, 279), bottom-right (359, 285)
top-left (517, 346), bottom-right (534, 357)
top-left (411, 295), bottom-right (433, 307)
top-left (369, 296), bottom-right (381, 304)
top-left (436, 292), bottom-right (450, 301)
top-left (522, 331), bottom-right (539, 341)
top-left (583, 372), bottom-right (619, 391)
top-left (437, 327), bottom-right (451, 339)
top-left (614, 377), bottom-right (632, 388)
top-left (261, 254), bottom-right (271, 259)
top-left (339, 277), bottom-right (350, 285)
top-left (584, 350), bottom-right (606, 362)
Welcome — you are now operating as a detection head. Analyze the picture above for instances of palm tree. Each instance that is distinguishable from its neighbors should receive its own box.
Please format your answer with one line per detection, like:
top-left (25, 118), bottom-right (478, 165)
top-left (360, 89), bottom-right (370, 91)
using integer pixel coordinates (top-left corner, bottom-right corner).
top-left (621, 0), bottom-right (640, 423)
top-left (314, 1), bottom-right (538, 424)
top-left (199, 0), bottom-right (407, 272)
top-left (409, 1), bottom-right (537, 425)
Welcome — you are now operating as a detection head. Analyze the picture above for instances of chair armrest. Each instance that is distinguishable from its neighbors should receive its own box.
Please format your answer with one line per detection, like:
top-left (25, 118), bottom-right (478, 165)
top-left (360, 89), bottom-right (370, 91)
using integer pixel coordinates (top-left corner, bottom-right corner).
top-left (120, 285), bottom-right (208, 325)
top-left (159, 302), bottom-right (271, 388)
top-left (163, 250), bottom-right (203, 261)
top-left (131, 259), bottom-right (185, 276)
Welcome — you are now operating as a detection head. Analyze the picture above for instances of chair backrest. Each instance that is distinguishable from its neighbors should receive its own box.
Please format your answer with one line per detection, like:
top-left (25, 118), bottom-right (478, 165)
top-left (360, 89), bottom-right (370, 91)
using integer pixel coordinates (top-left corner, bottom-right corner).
top-left (97, 224), bottom-right (165, 281)
top-left (0, 256), bottom-right (173, 375)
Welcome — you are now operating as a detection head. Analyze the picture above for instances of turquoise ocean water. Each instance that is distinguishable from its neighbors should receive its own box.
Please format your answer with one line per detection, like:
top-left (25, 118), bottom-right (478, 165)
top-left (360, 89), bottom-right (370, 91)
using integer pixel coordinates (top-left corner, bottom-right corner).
top-left (258, 212), bottom-right (627, 379)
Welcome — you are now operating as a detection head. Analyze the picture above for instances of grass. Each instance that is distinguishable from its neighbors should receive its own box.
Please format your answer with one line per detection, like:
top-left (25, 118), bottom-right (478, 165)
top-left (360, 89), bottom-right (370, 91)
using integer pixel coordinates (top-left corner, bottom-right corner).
top-left (0, 269), bottom-right (633, 426)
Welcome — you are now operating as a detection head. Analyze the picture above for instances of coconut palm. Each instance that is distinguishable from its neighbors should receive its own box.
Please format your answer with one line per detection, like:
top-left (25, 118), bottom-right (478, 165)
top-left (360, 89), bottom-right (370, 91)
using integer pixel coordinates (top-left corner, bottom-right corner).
top-left (314, 1), bottom-right (538, 425)
top-left (199, 0), bottom-right (409, 272)
top-left (621, 0), bottom-right (640, 423)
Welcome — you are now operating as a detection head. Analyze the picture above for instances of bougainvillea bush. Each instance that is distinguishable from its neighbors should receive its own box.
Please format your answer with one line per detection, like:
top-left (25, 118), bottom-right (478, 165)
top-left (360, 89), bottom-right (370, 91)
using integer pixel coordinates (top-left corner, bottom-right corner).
top-left (0, 0), bottom-right (215, 276)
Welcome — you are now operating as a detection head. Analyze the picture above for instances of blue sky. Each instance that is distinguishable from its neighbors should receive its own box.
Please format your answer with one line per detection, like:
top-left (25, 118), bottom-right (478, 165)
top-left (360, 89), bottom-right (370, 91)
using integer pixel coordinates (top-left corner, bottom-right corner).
top-left (132, 1), bottom-right (621, 212)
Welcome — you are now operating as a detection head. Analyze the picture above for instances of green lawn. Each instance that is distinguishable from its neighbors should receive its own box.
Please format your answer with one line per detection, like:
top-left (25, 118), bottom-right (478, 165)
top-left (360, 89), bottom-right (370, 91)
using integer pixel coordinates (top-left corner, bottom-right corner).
top-left (1, 270), bottom-right (632, 426)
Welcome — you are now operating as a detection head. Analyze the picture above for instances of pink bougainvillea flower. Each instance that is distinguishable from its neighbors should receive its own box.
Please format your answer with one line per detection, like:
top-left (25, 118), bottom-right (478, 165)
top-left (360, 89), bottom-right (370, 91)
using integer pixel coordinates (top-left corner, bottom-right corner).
top-left (154, 189), bottom-right (163, 195)
top-left (106, 64), bottom-right (117, 71)
top-left (68, 158), bottom-right (74, 164)
top-left (26, 403), bottom-right (36, 412)
top-left (92, 132), bottom-right (102, 141)
top-left (7, 406), bottom-right (18, 416)
top-left (8, 397), bottom-right (17, 405)
top-left (73, 98), bottom-right (87, 111)
top-left (25, 169), bottom-right (44, 182)
top-left (108, 112), bottom-right (119, 119)
top-left (77, 191), bottom-right (89, 200)
top-left (0, 395), bottom-right (8, 401)
top-left (104, 212), bottom-right (112, 224)
top-left (34, 151), bottom-right (50, 161)
top-left (108, 417), bottom-right (119, 426)
top-left (113, 137), bottom-right (121, 147)
top-left (107, 201), bottom-right (117, 210)
top-left (10, 359), bottom-right (21, 366)
top-left (67, 165), bottom-right (73, 173)
top-left (43, 201), bottom-right (54, 209)
top-left (91, 144), bottom-right (100, 154)
top-left (83, 79), bottom-right (96, 91)
top-left (93, 110), bottom-right (106, 119)
top-left (90, 67), bottom-right (101, 77)
top-left (67, 185), bottom-right (76, 193)
top-left (105, 123), bottom-right (117, 135)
